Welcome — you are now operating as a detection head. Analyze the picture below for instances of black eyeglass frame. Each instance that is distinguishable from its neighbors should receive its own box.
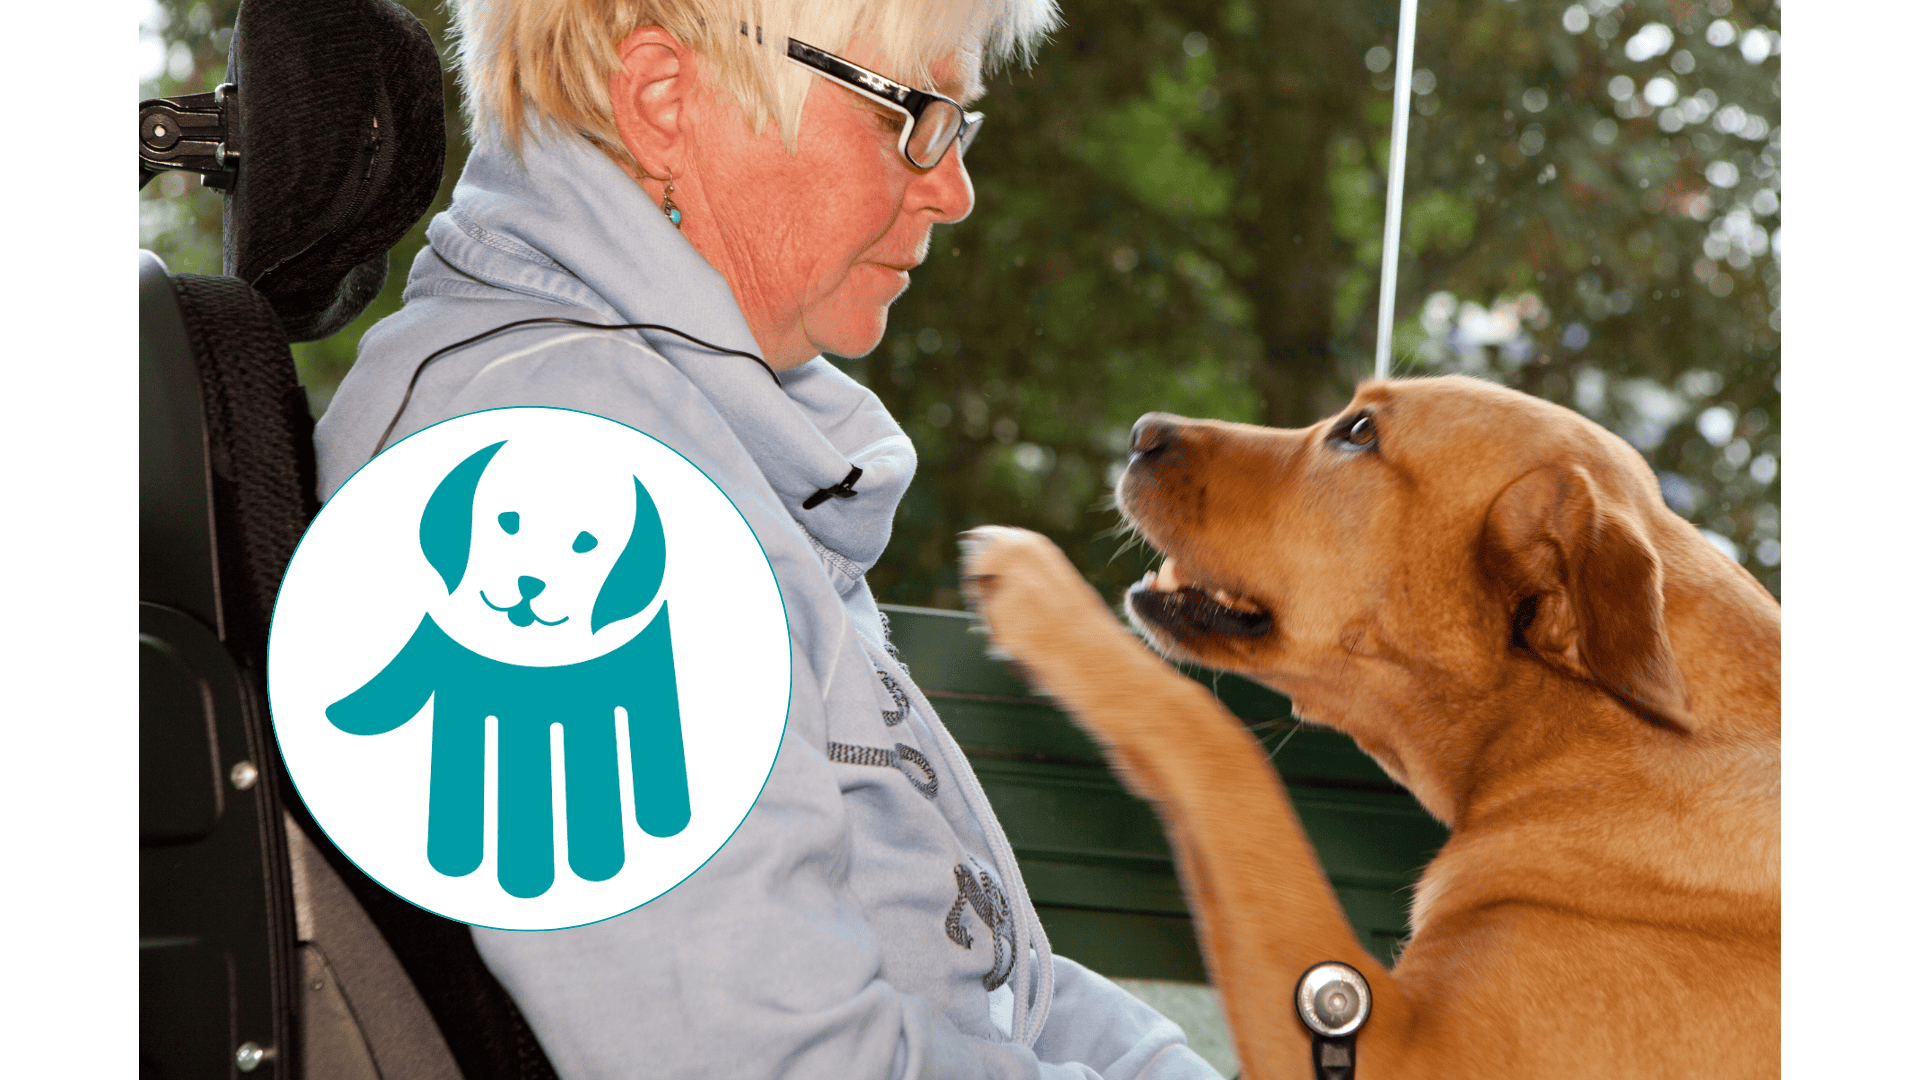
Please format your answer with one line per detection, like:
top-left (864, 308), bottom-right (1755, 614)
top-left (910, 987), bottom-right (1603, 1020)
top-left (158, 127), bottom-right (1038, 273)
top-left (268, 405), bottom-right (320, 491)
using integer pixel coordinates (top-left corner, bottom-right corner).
top-left (785, 39), bottom-right (983, 170)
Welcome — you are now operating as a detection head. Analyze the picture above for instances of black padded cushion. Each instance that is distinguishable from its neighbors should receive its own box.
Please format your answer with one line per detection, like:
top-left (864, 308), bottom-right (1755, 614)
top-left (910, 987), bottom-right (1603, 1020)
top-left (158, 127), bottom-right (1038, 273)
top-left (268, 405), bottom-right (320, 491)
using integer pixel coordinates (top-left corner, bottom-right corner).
top-left (168, 270), bottom-right (560, 1076)
top-left (170, 272), bottom-right (561, 1080)
top-left (170, 273), bottom-right (319, 655)
top-left (223, 0), bottom-right (446, 342)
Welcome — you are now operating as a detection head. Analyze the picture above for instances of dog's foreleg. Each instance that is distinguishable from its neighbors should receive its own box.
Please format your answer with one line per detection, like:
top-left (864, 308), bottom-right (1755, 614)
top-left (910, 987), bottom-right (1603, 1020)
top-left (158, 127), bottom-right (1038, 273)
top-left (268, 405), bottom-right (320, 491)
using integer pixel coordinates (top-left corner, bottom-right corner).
top-left (962, 528), bottom-right (1420, 1079)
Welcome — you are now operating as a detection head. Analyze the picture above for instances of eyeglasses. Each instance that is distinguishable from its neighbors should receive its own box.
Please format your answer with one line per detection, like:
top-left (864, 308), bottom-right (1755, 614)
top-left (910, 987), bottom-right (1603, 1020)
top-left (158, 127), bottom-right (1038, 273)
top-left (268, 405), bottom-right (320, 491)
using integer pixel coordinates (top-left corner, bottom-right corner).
top-left (785, 39), bottom-right (983, 170)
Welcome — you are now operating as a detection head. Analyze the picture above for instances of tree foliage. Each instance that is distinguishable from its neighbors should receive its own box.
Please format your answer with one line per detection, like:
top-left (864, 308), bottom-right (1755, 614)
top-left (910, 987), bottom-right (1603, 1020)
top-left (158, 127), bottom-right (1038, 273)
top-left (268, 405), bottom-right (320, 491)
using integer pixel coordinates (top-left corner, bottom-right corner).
top-left (140, 0), bottom-right (1781, 608)
top-left (856, 0), bottom-right (1780, 605)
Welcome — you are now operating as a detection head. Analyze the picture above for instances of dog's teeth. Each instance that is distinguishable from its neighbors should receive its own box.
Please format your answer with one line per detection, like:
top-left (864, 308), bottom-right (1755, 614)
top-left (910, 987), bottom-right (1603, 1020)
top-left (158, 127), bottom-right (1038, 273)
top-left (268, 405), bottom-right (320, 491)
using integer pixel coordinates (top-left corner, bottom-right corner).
top-left (1207, 587), bottom-right (1258, 614)
top-left (1152, 560), bottom-right (1182, 593)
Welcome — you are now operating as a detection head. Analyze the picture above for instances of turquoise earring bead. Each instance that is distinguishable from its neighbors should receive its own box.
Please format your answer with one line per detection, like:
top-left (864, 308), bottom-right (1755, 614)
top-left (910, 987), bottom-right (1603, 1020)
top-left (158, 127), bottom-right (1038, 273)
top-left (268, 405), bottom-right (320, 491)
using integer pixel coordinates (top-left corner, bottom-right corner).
top-left (661, 174), bottom-right (682, 229)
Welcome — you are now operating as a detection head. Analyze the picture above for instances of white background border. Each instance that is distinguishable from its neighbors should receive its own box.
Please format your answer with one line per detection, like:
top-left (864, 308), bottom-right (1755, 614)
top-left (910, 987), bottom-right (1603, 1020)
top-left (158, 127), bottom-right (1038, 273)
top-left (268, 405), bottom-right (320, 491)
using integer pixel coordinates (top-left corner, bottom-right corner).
top-left (14, 2), bottom-right (1904, 1070)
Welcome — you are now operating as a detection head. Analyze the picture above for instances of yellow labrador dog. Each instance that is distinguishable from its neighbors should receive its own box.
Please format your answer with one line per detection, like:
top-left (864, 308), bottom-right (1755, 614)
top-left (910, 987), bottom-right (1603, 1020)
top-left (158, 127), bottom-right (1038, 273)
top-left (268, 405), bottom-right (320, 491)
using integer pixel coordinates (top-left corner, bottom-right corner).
top-left (961, 375), bottom-right (1778, 1079)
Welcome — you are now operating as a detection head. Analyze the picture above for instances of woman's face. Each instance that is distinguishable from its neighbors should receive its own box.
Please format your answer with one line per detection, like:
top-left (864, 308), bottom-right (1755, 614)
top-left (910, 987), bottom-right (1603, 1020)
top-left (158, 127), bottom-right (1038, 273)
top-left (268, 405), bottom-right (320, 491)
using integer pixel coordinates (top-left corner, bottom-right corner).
top-left (680, 43), bottom-right (979, 369)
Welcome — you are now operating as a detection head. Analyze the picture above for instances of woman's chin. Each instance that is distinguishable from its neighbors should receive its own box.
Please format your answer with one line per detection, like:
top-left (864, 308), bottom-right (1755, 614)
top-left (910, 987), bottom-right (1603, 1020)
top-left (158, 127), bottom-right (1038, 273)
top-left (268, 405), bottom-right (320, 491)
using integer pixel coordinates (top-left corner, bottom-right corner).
top-left (810, 307), bottom-right (897, 360)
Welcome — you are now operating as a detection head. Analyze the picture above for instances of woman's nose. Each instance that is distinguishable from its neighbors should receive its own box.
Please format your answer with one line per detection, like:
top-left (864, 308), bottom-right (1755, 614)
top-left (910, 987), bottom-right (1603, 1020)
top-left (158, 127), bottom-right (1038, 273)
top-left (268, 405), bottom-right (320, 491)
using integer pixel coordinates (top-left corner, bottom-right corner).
top-left (918, 150), bottom-right (975, 225)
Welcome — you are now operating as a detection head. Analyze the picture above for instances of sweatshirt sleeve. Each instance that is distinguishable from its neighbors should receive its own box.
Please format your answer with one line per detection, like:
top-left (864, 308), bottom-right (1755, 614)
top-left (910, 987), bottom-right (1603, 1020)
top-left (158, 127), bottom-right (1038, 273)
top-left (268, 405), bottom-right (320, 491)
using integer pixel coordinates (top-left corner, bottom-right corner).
top-left (1029, 956), bottom-right (1224, 1080)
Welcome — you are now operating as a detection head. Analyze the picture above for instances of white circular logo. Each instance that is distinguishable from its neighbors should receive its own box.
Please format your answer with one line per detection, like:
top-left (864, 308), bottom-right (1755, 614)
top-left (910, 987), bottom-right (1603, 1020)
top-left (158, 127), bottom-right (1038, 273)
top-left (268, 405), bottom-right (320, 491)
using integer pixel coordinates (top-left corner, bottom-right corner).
top-left (269, 408), bottom-right (790, 930)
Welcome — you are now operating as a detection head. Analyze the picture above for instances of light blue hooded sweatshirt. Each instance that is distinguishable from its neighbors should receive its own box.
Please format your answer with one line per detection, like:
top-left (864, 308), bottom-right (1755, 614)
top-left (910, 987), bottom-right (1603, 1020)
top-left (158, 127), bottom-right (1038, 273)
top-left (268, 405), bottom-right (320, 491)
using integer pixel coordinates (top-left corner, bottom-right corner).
top-left (314, 128), bottom-right (1221, 1080)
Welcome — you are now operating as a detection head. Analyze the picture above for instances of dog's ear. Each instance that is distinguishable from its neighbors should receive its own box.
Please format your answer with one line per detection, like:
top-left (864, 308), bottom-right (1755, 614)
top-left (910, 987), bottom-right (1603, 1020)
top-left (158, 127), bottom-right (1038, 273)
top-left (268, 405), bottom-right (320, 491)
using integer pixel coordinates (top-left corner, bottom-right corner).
top-left (1481, 467), bottom-right (1692, 731)
top-left (420, 441), bottom-right (506, 593)
top-left (591, 476), bottom-right (668, 632)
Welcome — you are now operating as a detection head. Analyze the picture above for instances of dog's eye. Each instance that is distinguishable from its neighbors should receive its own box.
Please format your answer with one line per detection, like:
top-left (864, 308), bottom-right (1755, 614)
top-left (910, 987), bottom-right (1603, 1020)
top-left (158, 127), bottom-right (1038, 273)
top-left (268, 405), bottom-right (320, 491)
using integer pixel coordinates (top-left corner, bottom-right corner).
top-left (1329, 411), bottom-right (1379, 452)
top-left (572, 531), bottom-right (598, 553)
top-left (498, 512), bottom-right (520, 534)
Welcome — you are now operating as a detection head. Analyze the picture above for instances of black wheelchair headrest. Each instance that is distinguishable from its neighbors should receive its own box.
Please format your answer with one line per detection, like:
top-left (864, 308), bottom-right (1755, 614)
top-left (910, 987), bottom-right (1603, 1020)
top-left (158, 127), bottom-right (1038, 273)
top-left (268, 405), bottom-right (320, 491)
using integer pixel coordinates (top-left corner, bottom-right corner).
top-left (224, 0), bottom-right (446, 342)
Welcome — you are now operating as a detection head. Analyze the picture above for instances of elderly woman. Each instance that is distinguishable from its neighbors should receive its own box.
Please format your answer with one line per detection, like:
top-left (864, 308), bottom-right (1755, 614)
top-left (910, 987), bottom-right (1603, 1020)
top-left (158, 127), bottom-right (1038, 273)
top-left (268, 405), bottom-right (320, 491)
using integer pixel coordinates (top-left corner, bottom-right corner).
top-left (315, 0), bottom-right (1221, 1077)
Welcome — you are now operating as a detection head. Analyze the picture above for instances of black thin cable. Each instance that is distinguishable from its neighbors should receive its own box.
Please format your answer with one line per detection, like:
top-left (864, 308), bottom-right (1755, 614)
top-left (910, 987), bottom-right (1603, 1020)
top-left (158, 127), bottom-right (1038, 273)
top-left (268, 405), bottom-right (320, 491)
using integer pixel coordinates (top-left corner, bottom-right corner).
top-left (373, 317), bottom-right (781, 455)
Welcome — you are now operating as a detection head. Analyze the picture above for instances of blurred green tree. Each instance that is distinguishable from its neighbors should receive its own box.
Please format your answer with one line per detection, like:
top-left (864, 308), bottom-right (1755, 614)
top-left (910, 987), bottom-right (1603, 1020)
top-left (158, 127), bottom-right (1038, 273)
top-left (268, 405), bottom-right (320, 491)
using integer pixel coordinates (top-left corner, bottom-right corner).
top-left (859, 0), bottom-right (1779, 604)
top-left (140, 0), bottom-right (1780, 606)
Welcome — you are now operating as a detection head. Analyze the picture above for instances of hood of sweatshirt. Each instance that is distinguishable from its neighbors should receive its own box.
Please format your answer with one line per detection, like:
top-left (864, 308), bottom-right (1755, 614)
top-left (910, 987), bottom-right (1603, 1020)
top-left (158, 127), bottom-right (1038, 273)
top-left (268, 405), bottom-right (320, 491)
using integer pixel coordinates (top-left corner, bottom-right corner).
top-left (376, 127), bottom-right (917, 573)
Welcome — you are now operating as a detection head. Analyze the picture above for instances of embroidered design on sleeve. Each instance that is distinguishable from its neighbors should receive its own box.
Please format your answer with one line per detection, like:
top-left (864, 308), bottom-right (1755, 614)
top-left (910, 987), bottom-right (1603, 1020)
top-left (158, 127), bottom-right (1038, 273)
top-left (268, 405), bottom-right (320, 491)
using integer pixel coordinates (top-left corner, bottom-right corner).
top-left (826, 741), bottom-right (937, 799)
top-left (944, 861), bottom-right (1017, 991)
top-left (877, 610), bottom-right (908, 671)
top-left (876, 669), bottom-right (910, 727)
top-left (891, 744), bottom-right (936, 797)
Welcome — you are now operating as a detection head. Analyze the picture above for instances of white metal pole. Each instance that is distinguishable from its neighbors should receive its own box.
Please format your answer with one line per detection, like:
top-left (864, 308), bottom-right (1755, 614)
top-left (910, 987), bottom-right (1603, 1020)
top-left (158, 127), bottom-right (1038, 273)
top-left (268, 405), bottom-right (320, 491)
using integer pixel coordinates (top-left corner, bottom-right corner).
top-left (1374, 0), bottom-right (1421, 381)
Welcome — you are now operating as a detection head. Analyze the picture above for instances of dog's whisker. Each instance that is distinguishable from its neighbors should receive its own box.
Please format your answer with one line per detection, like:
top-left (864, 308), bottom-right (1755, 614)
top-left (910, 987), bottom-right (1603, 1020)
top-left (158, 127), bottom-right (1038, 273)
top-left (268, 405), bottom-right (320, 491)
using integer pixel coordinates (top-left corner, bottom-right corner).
top-left (1333, 627), bottom-right (1364, 687)
top-left (1098, 525), bottom-right (1155, 569)
top-left (1264, 720), bottom-right (1304, 764)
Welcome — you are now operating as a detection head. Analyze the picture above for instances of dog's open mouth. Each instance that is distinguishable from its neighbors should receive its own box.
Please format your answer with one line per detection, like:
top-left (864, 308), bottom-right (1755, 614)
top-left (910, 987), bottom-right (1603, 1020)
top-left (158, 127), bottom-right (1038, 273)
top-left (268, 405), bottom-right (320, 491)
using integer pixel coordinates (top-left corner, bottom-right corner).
top-left (1126, 558), bottom-right (1274, 639)
top-left (481, 590), bottom-right (569, 628)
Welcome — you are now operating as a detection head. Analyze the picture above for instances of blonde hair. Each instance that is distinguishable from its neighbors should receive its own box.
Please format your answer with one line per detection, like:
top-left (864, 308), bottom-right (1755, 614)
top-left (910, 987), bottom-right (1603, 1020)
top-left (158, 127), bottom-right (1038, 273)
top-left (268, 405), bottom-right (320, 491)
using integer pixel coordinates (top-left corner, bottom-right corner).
top-left (452, 0), bottom-right (1060, 165)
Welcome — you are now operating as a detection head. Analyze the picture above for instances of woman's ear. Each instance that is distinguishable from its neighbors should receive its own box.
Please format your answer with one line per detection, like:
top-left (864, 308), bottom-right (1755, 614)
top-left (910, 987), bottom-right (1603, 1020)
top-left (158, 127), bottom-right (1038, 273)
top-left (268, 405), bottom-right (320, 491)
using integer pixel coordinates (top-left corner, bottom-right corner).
top-left (608, 26), bottom-right (693, 178)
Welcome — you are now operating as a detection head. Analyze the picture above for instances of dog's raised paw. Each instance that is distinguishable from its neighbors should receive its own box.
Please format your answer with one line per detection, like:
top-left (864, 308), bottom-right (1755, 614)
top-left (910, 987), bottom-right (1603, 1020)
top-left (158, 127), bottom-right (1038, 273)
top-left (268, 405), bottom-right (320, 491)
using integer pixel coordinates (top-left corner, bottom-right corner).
top-left (958, 526), bottom-right (1069, 606)
top-left (956, 525), bottom-right (1029, 603)
top-left (959, 526), bottom-right (1116, 664)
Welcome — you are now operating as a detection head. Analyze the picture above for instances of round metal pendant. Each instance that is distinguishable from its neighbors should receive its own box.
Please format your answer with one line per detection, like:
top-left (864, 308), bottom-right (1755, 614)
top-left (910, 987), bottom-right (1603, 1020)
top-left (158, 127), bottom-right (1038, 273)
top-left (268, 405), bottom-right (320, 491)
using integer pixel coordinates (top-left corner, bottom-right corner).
top-left (1295, 961), bottom-right (1372, 1038)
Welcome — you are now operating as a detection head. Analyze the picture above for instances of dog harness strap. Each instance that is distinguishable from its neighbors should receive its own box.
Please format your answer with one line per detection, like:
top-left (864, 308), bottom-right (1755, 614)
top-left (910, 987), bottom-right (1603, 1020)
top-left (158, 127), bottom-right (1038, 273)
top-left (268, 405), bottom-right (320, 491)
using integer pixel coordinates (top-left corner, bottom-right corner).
top-left (1295, 961), bottom-right (1371, 1080)
top-left (801, 466), bottom-right (863, 510)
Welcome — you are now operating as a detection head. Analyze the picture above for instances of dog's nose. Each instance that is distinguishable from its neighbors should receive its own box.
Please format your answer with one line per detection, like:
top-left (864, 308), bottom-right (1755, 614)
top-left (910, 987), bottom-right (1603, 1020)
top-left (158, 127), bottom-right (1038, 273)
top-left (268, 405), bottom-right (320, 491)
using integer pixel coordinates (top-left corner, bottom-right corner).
top-left (1130, 413), bottom-right (1181, 459)
top-left (518, 575), bottom-right (546, 599)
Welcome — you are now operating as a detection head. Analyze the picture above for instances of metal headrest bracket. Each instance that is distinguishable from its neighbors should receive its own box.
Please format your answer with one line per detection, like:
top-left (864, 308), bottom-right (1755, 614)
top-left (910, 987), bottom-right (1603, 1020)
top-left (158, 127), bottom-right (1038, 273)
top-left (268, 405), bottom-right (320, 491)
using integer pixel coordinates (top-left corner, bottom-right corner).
top-left (140, 83), bottom-right (238, 189)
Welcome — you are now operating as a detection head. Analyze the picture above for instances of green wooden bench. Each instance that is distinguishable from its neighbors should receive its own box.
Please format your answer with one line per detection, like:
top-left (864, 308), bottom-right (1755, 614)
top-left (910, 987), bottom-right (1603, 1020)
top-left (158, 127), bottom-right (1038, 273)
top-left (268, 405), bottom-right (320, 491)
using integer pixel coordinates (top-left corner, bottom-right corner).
top-left (880, 604), bottom-right (1450, 981)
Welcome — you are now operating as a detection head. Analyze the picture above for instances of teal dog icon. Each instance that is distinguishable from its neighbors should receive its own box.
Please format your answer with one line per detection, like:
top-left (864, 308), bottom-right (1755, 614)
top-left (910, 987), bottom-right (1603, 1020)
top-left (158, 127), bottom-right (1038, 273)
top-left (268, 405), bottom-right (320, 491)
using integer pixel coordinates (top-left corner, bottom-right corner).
top-left (327, 440), bottom-right (691, 899)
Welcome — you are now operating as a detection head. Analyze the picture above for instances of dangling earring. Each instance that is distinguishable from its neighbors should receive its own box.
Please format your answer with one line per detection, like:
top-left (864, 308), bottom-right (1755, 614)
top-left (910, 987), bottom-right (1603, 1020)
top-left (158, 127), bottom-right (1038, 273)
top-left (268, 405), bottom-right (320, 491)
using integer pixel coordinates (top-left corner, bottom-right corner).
top-left (662, 172), bottom-right (682, 229)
